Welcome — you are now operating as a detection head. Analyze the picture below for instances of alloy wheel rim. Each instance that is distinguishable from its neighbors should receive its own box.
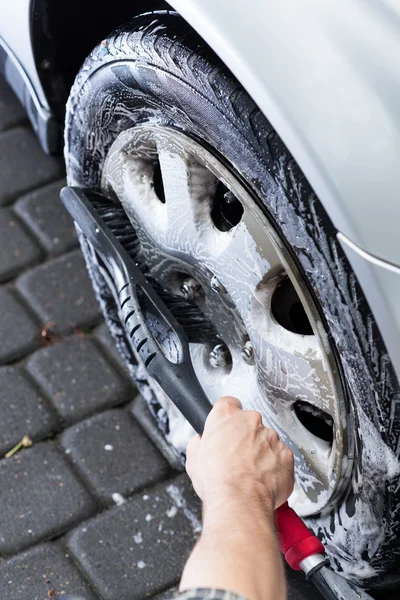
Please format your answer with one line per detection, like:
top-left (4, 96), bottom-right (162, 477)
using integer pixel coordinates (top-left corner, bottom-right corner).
top-left (101, 124), bottom-right (349, 516)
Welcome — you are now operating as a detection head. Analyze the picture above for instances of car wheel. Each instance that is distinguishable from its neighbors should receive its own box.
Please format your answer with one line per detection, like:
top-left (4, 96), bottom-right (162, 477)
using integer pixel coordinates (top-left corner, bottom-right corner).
top-left (64, 11), bottom-right (400, 590)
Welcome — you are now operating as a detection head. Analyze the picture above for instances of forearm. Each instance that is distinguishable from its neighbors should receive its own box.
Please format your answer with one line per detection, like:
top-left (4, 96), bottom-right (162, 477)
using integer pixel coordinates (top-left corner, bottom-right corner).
top-left (180, 499), bottom-right (286, 600)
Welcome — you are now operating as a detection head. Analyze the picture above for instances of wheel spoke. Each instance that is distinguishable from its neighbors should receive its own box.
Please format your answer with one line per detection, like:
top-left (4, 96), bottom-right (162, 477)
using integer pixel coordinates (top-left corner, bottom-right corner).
top-left (102, 146), bottom-right (166, 242)
top-left (256, 322), bottom-right (335, 416)
top-left (199, 208), bottom-right (282, 318)
top-left (156, 142), bottom-right (218, 247)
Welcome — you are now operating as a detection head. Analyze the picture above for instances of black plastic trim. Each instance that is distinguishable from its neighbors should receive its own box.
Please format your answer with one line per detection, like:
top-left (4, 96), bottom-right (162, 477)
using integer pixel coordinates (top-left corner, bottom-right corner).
top-left (30, 0), bottom-right (167, 123)
top-left (0, 36), bottom-right (61, 154)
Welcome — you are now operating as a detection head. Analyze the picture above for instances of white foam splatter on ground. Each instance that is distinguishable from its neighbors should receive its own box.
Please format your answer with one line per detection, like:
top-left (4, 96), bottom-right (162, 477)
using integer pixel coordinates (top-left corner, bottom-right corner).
top-left (104, 444), bottom-right (113, 451)
top-left (112, 493), bottom-right (126, 506)
top-left (166, 484), bottom-right (202, 533)
top-left (133, 531), bottom-right (143, 544)
top-left (145, 513), bottom-right (152, 522)
top-left (166, 505), bottom-right (178, 518)
top-left (137, 560), bottom-right (146, 569)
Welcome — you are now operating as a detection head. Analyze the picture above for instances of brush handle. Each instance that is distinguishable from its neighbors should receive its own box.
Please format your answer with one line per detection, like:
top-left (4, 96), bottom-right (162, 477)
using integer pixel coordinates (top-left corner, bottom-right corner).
top-left (61, 186), bottom-right (214, 436)
top-left (276, 501), bottom-right (325, 569)
top-left (310, 566), bottom-right (375, 600)
top-left (147, 353), bottom-right (212, 435)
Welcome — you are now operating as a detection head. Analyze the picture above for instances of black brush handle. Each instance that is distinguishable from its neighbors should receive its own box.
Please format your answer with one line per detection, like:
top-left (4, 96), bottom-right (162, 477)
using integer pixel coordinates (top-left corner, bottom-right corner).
top-left (118, 282), bottom-right (212, 435)
top-left (119, 281), bottom-right (212, 435)
top-left (147, 353), bottom-right (212, 434)
top-left (309, 566), bottom-right (374, 600)
top-left (61, 186), bottom-right (213, 435)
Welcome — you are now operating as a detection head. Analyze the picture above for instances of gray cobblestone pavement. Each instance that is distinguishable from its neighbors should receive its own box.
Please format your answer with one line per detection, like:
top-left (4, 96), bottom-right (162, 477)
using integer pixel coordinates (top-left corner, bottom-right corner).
top-left (0, 78), bottom-right (322, 600)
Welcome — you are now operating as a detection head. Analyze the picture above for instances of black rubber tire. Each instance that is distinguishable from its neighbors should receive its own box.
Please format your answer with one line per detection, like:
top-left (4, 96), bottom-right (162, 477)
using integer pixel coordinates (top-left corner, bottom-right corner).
top-left (64, 11), bottom-right (400, 589)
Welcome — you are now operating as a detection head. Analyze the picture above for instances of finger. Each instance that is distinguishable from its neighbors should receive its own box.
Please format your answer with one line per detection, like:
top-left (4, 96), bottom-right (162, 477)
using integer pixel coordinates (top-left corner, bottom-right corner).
top-left (205, 396), bottom-right (242, 431)
top-left (245, 410), bottom-right (263, 428)
top-left (265, 428), bottom-right (280, 448)
top-left (282, 445), bottom-right (295, 468)
top-left (218, 396), bottom-right (242, 408)
top-left (276, 447), bottom-right (295, 507)
top-left (212, 396), bottom-right (242, 416)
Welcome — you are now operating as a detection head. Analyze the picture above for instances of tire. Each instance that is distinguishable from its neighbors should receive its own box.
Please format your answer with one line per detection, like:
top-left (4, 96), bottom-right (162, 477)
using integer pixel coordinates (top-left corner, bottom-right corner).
top-left (64, 11), bottom-right (400, 589)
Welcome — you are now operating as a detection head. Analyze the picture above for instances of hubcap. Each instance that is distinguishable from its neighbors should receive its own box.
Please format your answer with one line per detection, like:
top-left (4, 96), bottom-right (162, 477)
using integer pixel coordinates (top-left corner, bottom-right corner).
top-left (101, 125), bottom-right (349, 516)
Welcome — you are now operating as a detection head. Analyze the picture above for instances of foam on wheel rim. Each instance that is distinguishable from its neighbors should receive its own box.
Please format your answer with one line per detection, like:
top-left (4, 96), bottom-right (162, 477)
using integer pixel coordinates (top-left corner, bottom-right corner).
top-left (101, 123), bottom-right (348, 517)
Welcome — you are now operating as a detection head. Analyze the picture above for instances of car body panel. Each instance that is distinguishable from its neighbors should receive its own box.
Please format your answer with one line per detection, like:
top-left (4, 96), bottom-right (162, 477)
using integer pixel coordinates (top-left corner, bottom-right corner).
top-left (339, 234), bottom-right (400, 379)
top-left (169, 0), bottom-right (400, 269)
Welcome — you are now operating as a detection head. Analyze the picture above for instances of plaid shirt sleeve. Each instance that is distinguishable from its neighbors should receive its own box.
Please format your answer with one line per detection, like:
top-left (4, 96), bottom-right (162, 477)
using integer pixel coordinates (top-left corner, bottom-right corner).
top-left (171, 589), bottom-right (249, 600)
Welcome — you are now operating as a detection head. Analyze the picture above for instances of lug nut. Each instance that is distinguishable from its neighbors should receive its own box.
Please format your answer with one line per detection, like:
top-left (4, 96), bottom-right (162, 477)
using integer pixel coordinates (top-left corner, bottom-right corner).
top-left (209, 344), bottom-right (232, 369)
top-left (180, 277), bottom-right (202, 301)
top-left (210, 275), bottom-right (226, 295)
top-left (224, 191), bottom-right (237, 204)
top-left (241, 341), bottom-right (255, 365)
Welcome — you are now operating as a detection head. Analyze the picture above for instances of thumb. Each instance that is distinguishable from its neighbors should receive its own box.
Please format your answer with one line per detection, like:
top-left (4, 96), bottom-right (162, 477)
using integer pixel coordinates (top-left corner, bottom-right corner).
top-left (204, 396), bottom-right (242, 434)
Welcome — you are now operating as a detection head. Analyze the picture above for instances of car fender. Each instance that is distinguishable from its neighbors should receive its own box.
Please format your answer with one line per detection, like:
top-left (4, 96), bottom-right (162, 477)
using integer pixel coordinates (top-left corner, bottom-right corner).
top-left (169, 0), bottom-right (400, 268)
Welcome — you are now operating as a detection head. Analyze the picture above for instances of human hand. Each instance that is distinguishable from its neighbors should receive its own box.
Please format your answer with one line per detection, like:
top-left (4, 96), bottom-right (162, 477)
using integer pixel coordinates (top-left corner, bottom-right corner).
top-left (186, 396), bottom-right (294, 516)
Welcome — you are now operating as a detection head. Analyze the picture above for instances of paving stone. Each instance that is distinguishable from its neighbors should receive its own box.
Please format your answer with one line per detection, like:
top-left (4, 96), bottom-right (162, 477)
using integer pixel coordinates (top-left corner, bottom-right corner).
top-left (61, 409), bottom-right (170, 506)
top-left (0, 208), bottom-right (42, 281)
top-left (0, 442), bottom-right (96, 555)
top-left (16, 250), bottom-right (101, 335)
top-left (14, 180), bottom-right (78, 255)
top-left (67, 474), bottom-right (202, 600)
top-left (0, 127), bottom-right (63, 205)
top-left (131, 395), bottom-right (183, 471)
top-left (26, 336), bottom-right (134, 425)
top-left (0, 366), bottom-right (59, 457)
top-left (0, 286), bottom-right (40, 364)
top-left (0, 542), bottom-right (99, 600)
top-left (0, 77), bottom-right (27, 132)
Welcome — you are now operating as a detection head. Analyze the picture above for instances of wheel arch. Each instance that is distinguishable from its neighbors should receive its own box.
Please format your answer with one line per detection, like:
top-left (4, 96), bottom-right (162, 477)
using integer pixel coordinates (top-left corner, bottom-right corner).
top-left (30, 0), bottom-right (168, 121)
top-left (0, 0), bottom-right (168, 153)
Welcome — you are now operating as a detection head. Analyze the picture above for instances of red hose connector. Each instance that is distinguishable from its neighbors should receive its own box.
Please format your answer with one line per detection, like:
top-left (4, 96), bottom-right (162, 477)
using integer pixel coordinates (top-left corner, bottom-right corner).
top-left (275, 501), bottom-right (325, 570)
